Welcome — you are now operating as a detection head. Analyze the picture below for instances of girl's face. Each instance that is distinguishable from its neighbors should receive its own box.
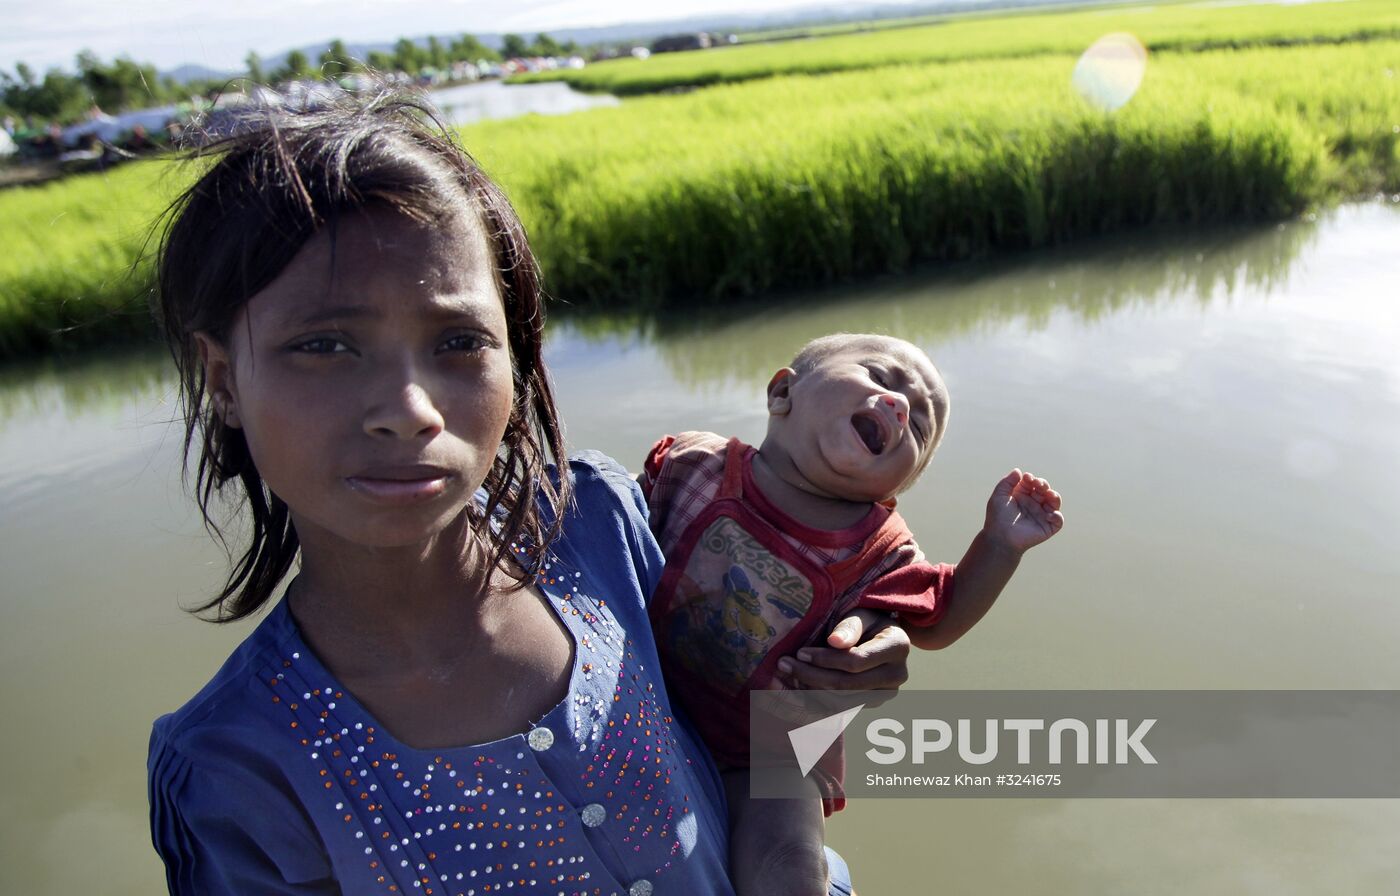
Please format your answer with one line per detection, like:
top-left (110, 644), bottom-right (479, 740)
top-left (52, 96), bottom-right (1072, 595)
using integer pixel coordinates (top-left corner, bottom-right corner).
top-left (196, 205), bottom-right (515, 551)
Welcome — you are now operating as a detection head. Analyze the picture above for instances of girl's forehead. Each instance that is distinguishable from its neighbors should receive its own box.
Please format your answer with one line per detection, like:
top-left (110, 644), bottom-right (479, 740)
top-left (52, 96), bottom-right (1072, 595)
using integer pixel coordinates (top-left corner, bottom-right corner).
top-left (244, 207), bottom-right (503, 328)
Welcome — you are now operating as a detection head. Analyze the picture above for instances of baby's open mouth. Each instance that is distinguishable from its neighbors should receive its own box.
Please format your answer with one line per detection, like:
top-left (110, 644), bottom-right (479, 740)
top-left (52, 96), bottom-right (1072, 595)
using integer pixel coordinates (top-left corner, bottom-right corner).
top-left (851, 412), bottom-right (887, 455)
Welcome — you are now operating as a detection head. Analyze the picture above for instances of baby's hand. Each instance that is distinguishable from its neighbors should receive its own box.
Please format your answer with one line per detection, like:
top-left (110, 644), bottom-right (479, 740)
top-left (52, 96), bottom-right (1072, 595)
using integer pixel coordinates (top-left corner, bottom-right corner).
top-left (984, 469), bottom-right (1064, 553)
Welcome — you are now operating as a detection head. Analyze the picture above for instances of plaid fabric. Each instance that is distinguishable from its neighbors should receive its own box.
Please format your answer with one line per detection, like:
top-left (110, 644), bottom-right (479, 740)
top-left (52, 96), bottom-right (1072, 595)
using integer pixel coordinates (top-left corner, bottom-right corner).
top-left (640, 431), bottom-right (935, 622)
top-left (642, 432), bottom-right (951, 815)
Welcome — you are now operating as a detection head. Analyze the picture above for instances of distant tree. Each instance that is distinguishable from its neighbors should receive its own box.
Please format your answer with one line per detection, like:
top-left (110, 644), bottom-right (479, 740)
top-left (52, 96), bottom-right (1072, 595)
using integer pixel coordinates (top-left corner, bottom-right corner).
top-left (245, 51), bottom-right (266, 84)
top-left (75, 50), bottom-right (109, 104)
top-left (530, 33), bottom-right (563, 57)
top-left (2, 52), bottom-right (203, 123)
top-left (320, 39), bottom-right (354, 79)
top-left (189, 77), bottom-right (231, 101)
top-left (449, 33), bottom-right (499, 63)
top-left (47, 69), bottom-right (90, 120)
top-left (281, 49), bottom-right (312, 81)
top-left (427, 36), bottom-right (448, 70)
top-left (561, 40), bottom-right (580, 56)
top-left (2, 63), bottom-right (90, 122)
top-left (366, 50), bottom-right (395, 73)
top-left (393, 38), bottom-right (422, 75)
top-left (76, 51), bottom-right (160, 112)
top-left (501, 34), bottom-right (529, 59)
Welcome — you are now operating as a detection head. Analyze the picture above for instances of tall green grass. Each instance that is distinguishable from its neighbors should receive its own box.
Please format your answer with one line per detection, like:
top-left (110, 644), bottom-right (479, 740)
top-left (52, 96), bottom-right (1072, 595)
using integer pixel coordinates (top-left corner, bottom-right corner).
top-left (517, 0), bottom-right (1400, 95)
top-left (1, 39), bottom-right (1397, 356)
top-left (0, 162), bottom-right (177, 356)
top-left (481, 49), bottom-right (1344, 304)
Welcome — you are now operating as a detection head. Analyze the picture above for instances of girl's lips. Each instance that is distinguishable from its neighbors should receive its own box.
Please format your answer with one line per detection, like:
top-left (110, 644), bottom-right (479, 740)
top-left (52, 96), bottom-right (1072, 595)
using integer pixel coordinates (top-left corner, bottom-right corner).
top-left (345, 475), bottom-right (451, 504)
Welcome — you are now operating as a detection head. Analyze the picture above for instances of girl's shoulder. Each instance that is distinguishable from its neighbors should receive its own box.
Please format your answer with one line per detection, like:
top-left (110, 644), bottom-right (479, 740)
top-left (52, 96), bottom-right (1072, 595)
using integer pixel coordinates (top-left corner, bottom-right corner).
top-left (545, 450), bottom-right (665, 605)
top-left (147, 599), bottom-right (338, 890)
top-left (559, 449), bottom-right (645, 508)
top-left (149, 601), bottom-right (301, 761)
top-left (547, 450), bottom-right (651, 540)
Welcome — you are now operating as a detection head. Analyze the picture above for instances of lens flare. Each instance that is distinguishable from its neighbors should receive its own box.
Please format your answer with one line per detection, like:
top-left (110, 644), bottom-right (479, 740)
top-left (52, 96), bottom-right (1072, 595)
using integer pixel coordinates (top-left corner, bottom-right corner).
top-left (1073, 33), bottom-right (1149, 112)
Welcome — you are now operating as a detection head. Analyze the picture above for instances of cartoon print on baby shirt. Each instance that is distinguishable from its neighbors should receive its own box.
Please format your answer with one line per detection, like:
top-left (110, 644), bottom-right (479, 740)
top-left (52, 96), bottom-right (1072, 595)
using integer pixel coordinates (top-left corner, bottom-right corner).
top-left (656, 515), bottom-right (814, 691)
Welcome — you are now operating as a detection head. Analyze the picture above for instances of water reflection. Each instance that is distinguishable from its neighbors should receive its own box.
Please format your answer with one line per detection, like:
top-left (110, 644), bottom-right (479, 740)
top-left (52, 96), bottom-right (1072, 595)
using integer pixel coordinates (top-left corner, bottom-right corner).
top-left (3, 203), bottom-right (1398, 896)
top-left (428, 80), bottom-right (620, 127)
top-left (0, 211), bottom-right (1318, 423)
top-left (0, 344), bottom-right (170, 422)
top-left (558, 211), bottom-right (1322, 389)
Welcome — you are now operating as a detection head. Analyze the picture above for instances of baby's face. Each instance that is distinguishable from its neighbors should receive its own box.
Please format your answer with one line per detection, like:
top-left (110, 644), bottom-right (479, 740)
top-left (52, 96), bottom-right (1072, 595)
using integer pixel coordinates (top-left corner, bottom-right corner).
top-left (770, 338), bottom-right (946, 503)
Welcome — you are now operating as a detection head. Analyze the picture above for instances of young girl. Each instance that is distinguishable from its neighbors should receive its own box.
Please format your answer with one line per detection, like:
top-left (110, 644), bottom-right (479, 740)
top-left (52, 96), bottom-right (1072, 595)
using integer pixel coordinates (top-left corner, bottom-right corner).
top-left (145, 90), bottom-right (908, 896)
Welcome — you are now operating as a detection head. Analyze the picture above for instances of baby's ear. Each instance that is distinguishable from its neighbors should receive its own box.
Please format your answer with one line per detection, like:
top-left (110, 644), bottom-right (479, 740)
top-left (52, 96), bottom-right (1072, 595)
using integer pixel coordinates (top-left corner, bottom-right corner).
top-left (766, 368), bottom-right (796, 416)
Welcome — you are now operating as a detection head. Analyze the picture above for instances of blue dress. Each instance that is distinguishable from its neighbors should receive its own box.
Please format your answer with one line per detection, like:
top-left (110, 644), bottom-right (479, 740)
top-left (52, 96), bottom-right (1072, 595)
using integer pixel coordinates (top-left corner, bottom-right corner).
top-left (148, 454), bottom-right (737, 896)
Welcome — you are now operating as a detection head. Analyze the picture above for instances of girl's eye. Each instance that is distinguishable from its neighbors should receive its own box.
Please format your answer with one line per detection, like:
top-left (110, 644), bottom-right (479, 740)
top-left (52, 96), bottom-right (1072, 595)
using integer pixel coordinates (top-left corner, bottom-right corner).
top-left (292, 337), bottom-right (350, 354)
top-left (439, 333), bottom-right (490, 353)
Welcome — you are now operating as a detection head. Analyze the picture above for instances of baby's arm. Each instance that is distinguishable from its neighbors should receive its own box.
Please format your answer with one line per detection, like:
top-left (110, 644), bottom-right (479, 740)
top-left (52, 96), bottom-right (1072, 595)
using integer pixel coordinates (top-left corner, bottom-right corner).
top-left (907, 469), bottom-right (1063, 651)
top-left (723, 768), bottom-right (829, 896)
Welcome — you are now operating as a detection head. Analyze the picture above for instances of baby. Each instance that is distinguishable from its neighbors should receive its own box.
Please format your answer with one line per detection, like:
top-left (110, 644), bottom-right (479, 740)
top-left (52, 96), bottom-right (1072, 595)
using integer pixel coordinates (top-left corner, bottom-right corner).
top-left (639, 332), bottom-right (1064, 895)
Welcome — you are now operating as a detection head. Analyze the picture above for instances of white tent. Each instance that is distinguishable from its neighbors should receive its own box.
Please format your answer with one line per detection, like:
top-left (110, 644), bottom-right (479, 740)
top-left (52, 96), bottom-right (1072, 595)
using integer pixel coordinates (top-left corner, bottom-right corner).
top-left (0, 129), bottom-right (16, 157)
top-left (60, 105), bottom-right (178, 147)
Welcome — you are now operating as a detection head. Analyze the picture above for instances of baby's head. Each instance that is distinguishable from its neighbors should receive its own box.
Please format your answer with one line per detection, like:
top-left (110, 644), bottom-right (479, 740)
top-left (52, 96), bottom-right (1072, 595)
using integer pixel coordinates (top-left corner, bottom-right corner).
top-left (152, 88), bottom-right (567, 620)
top-left (765, 333), bottom-right (949, 503)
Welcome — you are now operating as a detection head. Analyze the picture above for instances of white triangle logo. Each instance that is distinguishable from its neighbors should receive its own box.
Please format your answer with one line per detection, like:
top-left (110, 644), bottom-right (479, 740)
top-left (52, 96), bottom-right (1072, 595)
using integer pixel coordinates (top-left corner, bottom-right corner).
top-left (787, 705), bottom-right (865, 777)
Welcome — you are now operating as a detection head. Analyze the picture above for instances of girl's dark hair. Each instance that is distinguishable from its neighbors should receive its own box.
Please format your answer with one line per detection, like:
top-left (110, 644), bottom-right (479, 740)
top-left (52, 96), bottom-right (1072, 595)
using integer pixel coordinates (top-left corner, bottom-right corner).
top-left (152, 86), bottom-right (570, 622)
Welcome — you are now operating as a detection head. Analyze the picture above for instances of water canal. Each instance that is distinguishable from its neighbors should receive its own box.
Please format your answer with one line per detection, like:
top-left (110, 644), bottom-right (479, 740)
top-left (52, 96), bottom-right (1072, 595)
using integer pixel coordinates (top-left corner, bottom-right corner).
top-left (2, 203), bottom-right (1398, 893)
top-left (429, 79), bottom-right (620, 127)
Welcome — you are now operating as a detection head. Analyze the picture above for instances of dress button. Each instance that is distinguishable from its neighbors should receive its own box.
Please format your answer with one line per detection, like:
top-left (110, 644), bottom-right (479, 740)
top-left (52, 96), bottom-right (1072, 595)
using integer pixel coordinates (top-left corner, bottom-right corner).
top-left (628, 880), bottom-right (653, 896)
top-left (580, 803), bottom-right (606, 828)
top-left (527, 726), bottom-right (554, 751)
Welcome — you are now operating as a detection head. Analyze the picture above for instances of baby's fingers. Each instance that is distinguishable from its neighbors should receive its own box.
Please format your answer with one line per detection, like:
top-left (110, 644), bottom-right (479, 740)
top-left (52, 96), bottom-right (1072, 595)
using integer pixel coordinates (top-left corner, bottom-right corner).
top-left (1022, 474), bottom-right (1061, 510)
top-left (991, 469), bottom-right (1024, 500)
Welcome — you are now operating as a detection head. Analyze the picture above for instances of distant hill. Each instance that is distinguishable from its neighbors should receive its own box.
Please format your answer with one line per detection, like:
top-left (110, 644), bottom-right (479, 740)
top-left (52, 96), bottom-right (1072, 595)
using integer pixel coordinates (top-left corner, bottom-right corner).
top-left (163, 63), bottom-right (238, 85)
top-left (180, 0), bottom-right (1109, 79)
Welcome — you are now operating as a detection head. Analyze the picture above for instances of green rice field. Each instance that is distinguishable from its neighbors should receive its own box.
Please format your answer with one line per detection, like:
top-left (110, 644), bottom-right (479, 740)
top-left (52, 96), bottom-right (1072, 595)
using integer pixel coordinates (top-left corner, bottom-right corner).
top-left (518, 0), bottom-right (1400, 95)
top-left (2, 3), bottom-right (1399, 357)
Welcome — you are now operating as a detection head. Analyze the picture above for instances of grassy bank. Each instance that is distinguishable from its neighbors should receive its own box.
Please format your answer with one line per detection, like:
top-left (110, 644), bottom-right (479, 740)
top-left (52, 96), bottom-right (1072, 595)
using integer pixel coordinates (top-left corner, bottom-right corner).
top-left (515, 0), bottom-right (1400, 95)
top-left (0, 161), bottom-right (175, 356)
top-left (476, 42), bottom-right (1394, 304)
top-left (2, 37), bottom-right (1398, 357)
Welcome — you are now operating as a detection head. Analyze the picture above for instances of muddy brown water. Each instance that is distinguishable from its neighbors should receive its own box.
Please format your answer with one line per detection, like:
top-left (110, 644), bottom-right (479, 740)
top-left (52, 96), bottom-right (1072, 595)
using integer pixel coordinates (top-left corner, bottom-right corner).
top-left (2, 203), bottom-right (1398, 893)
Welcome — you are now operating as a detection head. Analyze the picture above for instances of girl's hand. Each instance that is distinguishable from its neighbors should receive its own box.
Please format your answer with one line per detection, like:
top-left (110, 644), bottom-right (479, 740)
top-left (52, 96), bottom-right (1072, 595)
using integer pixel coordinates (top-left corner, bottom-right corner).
top-left (985, 468), bottom-right (1064, 553)
top-left (775, 609), bottom-right (911, 706)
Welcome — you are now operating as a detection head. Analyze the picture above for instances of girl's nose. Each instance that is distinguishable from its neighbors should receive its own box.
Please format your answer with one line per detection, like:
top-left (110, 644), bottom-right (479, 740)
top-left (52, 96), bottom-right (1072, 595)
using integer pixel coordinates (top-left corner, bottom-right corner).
top-left (364, 379), bottom-right (445, 439)
top-left (881, 393), bottom-right (909, 425)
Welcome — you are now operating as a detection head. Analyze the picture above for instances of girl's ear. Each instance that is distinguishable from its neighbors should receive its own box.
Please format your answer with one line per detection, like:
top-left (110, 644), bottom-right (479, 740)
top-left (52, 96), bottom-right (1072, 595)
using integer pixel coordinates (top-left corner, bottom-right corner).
top-left (194, 331), bottom-right (243, 430)
top-left (766, 368), bottom-right (796, 416)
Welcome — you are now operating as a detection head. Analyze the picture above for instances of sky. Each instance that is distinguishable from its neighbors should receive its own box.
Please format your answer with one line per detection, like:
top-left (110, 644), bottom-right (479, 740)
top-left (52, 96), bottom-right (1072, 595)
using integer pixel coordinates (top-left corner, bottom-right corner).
top-left (1, 0), bottom-right (912, 74)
